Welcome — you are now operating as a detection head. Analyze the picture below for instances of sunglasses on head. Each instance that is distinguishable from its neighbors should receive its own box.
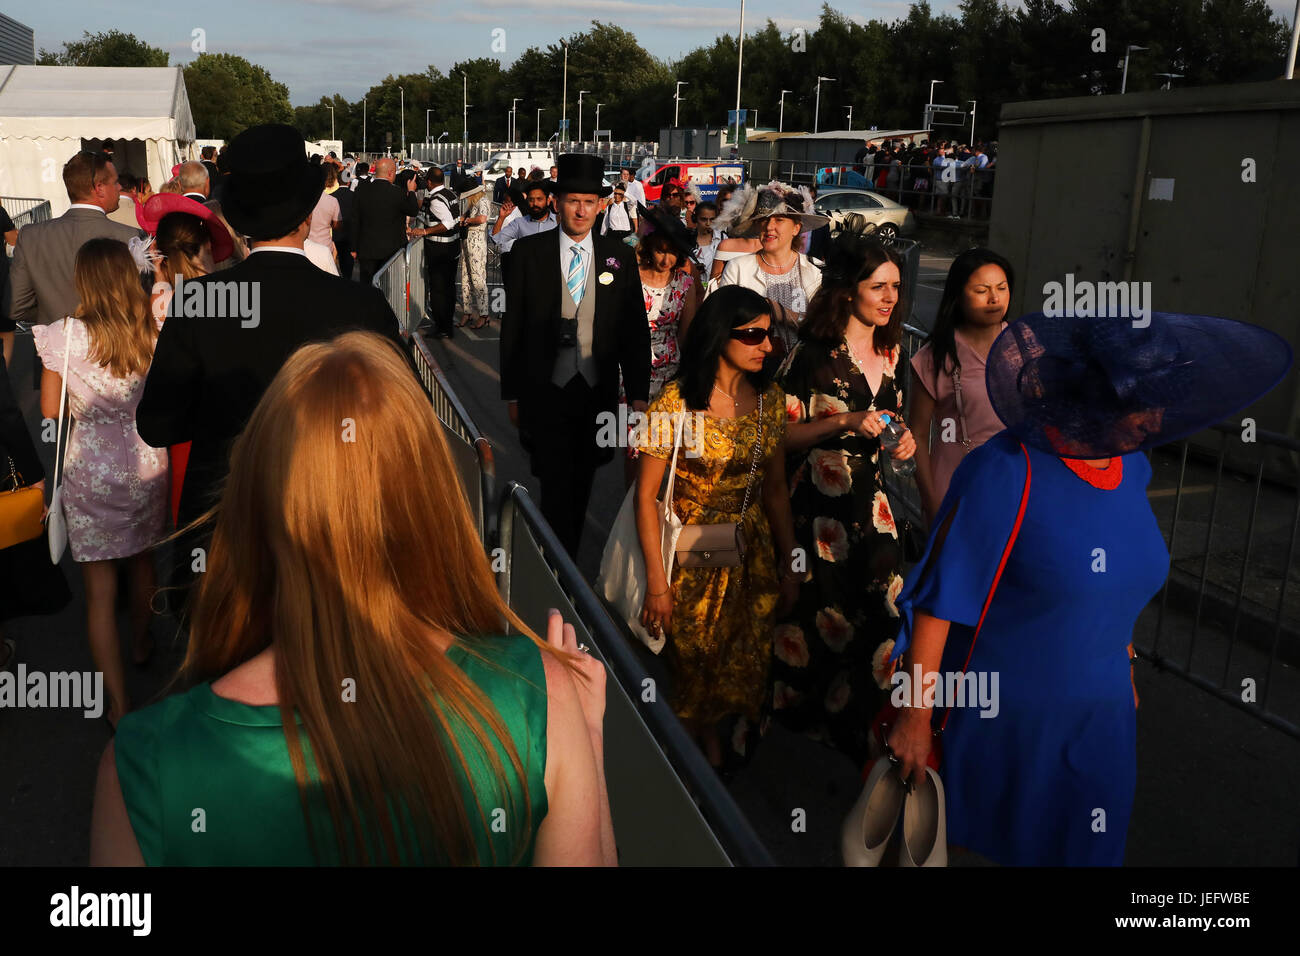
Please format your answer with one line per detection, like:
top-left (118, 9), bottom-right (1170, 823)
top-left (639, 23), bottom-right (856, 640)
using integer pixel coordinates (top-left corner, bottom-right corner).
top-left (730, 326), bottom-right (773, 345)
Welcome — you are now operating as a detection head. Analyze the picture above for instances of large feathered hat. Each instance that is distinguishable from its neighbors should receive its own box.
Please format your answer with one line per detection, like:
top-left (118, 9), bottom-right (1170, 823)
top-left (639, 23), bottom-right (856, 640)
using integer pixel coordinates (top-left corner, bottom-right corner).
top-left (715, 180), bottom-right (829, 238)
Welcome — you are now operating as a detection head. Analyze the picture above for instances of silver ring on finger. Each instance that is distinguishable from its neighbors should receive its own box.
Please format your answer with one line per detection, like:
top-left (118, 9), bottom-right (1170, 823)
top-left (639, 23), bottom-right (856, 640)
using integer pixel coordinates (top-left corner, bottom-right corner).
top-left (577, 643), bottom-right (590, 654)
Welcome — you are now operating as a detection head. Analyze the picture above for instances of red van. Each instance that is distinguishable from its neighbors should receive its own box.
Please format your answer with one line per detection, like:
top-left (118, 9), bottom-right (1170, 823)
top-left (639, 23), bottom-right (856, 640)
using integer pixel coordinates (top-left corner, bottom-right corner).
top-left (643, 161), bottom-right (745, 203)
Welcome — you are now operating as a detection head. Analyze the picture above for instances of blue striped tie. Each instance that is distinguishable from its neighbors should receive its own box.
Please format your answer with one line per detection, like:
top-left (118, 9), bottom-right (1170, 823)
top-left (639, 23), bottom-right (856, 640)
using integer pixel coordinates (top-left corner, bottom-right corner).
top-left (566, 245), bottom-right (586, 303)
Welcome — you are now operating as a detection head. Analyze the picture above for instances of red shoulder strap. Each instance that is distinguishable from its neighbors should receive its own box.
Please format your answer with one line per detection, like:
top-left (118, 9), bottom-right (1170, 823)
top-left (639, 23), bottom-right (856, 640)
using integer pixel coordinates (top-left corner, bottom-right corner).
top-left (938, 441), bottom-right (1033, 733)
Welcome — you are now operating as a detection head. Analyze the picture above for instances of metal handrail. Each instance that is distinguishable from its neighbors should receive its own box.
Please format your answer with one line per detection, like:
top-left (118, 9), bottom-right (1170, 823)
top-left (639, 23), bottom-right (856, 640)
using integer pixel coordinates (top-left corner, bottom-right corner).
top-left (498, 482), bottom-right (777, 866)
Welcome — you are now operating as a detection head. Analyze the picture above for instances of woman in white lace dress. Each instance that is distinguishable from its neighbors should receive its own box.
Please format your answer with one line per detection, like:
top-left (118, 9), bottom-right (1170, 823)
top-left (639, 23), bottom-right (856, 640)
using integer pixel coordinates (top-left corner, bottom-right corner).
top-left (32, 239), bottom-right (168, 728)
top-left (456, 179), bottom-right (492, 330)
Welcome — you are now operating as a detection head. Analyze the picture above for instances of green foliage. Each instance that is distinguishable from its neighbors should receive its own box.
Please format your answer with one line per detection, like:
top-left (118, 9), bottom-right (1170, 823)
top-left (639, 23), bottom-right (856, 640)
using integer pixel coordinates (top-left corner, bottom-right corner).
top-left (37, 30), bottom-right (168, 67)
top-left (185, 53), bottom-right (293, 139)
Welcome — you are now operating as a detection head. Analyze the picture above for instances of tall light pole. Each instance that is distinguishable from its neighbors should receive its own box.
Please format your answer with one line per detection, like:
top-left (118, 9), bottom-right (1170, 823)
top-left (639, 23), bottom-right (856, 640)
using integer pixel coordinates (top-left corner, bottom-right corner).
top-left (778, 89), bottom-right (791, 132)
top-left (425, 109), bottom-right (433, 145)
top-left (399, 86), bottom-right (404, 156)
top-left (511, 97), bottom-right (522, 143)
top-left (1153, 72), bottom-right (1184, 90)
top-left (537, 107), bottom-right (545, 141)
top-left (462, 72), bottom-right (468, 142)
top-left (362, 97), bottom-right (366, 154)
top-left (844, 105), bottom-right (852, 130)
top-left (674, 80), bottom-right (688, 126)
top-left (578, 90), bottom-right (590, 142)
top-left (561, 41), bottom-right (569, 144)
top-left (814, 76), bottom-right (835, 134)
top-left (734, 0), bottom-right (745, 151)
top-left (595, 103), bottom-right (604, 137)
top-left (1287, 0), bottom-right (1300, 78)
top-left (1120, 45), bottom-right (1148, 93)
top-left (968, 99), bottom-right (977, 145)
top-left (326, 104), bottom-right (335, 141)
top-left (925, 79), bottom-right (944, 128)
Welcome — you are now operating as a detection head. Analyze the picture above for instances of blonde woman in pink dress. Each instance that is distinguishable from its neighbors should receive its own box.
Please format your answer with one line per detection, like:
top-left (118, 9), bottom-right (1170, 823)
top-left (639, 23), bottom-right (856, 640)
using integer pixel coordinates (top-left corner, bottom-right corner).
top-left (33, 239), bottom-right (168, 729)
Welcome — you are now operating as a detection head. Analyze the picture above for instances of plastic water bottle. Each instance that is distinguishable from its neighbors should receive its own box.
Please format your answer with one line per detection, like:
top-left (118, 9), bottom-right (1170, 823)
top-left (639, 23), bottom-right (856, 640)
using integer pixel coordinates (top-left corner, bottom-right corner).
top-left (878, 412), bottom-right (916, 478)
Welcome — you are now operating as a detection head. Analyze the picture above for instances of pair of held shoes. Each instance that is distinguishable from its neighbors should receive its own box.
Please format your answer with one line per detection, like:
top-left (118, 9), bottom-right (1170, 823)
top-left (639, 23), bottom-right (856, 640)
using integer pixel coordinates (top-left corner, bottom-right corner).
top-left (841, 757), bottom-right (947, 867)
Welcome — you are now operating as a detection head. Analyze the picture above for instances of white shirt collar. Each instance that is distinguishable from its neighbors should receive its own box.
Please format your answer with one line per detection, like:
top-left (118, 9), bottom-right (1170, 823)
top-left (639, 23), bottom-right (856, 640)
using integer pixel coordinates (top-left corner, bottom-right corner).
top-left (248, 245), bottom-right (308, 258)
top-left (68, 203), bottom-right (106, 214)
top-left (559, 229), bottom-right (593, 257)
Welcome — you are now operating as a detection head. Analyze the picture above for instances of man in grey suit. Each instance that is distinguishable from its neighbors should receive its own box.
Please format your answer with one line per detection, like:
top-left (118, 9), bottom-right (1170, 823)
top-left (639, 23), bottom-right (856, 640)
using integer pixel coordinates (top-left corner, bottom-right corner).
top-left (6, 151), bottom-right (142, 328)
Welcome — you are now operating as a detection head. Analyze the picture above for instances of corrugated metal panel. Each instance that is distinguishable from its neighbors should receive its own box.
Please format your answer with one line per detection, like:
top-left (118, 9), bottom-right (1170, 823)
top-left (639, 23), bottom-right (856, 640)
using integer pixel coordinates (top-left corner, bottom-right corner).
top-left (0, 15), bottom-right (34, 66)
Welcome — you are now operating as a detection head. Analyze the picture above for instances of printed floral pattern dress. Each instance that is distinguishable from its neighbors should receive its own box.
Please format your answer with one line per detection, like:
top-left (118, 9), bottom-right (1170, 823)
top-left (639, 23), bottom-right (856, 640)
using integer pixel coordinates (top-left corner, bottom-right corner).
top-left (32, 317), bottom-right (168, 562)
top-left (622, 268), bottom-right (695, 458)
top-left (636, 380), bottom-right (786, 742)
top-left (770, 339), bottom-right (907, 766)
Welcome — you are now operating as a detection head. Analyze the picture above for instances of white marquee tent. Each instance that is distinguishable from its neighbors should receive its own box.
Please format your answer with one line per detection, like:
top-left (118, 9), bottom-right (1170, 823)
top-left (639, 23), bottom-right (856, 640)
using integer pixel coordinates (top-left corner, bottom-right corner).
top-left (0, 65), bottom-right (195, 217)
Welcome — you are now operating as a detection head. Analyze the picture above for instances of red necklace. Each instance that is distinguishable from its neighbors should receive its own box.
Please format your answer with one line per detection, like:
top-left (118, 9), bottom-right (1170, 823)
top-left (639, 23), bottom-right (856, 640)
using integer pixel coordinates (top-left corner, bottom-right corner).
top-left (1060, 456), bottom-right (1123, 490)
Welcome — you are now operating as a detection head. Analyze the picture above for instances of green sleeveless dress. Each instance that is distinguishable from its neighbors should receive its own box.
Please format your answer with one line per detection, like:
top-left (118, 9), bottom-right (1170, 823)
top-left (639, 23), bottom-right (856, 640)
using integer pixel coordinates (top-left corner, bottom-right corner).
top-left (114, 634), bottom-right (548, 865)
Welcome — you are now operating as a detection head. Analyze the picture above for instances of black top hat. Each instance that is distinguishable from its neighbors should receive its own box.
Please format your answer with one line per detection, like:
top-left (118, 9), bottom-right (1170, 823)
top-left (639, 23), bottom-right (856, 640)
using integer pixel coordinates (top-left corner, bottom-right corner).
top-left (221, 124), bottom-right (325, 241)
top-left (636, 202), bottom-right (698, 265)
top-left (553, 153), bottom-right (611, 198)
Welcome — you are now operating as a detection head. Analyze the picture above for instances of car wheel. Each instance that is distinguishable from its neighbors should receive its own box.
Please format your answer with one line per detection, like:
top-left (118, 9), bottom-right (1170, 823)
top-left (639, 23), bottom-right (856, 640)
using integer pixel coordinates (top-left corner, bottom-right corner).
top-left (874, 222), bottom-right (899, 239)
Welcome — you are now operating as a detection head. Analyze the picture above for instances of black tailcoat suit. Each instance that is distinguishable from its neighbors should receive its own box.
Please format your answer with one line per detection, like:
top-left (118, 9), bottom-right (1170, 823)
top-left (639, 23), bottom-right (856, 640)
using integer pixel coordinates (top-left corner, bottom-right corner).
top-left (352, 177), bottom-right (418, 284)
top-left (137, 250), bottom-right (403, 531)
top-left (500, 227), bottom-right (649, 553)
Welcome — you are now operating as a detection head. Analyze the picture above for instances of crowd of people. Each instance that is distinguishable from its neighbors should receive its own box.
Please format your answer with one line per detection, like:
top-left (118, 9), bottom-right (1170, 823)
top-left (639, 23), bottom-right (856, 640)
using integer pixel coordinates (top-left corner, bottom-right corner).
top-left (0, 125), bottom-right (1288, 869)
top-left (828, 136), bottom-right (996, 218)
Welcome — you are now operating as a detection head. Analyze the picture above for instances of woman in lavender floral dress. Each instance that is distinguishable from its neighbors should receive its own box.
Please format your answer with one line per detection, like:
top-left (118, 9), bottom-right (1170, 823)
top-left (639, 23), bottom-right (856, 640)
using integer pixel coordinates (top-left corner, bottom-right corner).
top-left (33, 239), bottom-right (168, 728)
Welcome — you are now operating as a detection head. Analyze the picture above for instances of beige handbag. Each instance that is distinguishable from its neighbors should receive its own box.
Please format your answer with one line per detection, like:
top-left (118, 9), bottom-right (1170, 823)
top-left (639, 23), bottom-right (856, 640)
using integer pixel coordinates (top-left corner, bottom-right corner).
top-left (666, 392), bottom-right (764, 570)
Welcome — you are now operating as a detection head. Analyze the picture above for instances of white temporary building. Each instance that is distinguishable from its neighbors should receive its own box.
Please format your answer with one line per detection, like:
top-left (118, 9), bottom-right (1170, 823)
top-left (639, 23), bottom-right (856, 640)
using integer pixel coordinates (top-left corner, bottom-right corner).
top-left (0, 65), bottom-right (195, 217)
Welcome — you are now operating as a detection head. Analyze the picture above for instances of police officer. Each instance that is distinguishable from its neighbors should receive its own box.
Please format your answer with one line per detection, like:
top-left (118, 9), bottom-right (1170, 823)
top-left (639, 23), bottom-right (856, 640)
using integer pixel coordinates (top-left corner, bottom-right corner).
top-left (410, 167), bottom-right (461, 339)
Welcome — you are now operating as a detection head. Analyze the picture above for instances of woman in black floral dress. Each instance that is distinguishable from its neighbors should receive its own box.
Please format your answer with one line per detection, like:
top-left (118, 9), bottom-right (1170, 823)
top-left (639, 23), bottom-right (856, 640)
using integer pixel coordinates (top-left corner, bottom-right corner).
top-left (770, 236), bottom-right (917, 767)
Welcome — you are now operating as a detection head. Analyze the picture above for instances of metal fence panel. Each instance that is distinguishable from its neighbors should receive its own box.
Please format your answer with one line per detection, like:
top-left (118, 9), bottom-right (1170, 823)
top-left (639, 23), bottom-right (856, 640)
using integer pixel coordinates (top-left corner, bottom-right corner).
top-left (498, 484), bottom-right (775, 866)
top-left (1, 197), bottom-right (51, 229)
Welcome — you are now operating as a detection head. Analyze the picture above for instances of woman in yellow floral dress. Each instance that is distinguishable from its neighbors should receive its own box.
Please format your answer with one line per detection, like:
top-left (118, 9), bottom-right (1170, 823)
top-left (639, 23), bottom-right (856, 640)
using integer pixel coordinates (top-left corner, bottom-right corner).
top-left (770, 236), bottom-right (917, 767)
top-left (635, 286), bottom-right (800, 768)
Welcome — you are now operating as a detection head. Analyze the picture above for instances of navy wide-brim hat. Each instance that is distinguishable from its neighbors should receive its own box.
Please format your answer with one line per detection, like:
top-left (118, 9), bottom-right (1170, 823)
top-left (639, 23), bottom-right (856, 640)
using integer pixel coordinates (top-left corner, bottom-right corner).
top-left (636, 201), bottom-right (699, 264)
top-left (554, 153), bottom-right (611, 198)
top-left (986, 311), bottom-right (1292, 459)
top-left (221, 124), bottom-right (325, 240)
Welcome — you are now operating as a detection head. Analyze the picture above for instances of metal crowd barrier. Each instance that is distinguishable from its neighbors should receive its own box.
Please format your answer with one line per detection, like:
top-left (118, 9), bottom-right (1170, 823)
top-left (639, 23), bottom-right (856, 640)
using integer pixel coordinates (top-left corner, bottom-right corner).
top-left (373, 245), bottom-right (409, 331)
top-left (497, 482), bottom-right (776, 866)
top-left (1143, 424), bottom-right (1300, 739)
top-left (1, 197), bottom-right (52, 229)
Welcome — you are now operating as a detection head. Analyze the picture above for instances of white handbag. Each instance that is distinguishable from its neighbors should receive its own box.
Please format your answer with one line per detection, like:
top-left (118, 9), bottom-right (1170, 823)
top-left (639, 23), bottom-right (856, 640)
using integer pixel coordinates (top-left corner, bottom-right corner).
top-left (597, 412), bottom-right (687, 655)
top-left (47, 326), bottom-right (72, 564)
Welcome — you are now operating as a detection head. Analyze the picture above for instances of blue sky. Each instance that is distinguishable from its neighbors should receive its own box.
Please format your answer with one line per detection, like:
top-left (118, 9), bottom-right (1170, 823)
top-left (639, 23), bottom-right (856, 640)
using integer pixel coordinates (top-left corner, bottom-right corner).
top-left (24, 0), bottom-right (937, 104)
top-left (21, 1), bottom-right (1298, 105)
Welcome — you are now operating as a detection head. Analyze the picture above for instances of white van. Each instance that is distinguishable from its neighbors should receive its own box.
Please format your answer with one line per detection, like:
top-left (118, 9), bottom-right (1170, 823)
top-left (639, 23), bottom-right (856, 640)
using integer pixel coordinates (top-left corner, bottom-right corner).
top-left (472, 149), bottom-right (556, 185)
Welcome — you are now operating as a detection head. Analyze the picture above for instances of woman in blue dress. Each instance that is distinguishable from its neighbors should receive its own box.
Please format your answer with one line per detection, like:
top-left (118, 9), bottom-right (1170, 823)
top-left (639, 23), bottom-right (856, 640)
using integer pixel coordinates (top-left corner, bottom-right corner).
top-left (876, 310), bottom-right (1291, 866)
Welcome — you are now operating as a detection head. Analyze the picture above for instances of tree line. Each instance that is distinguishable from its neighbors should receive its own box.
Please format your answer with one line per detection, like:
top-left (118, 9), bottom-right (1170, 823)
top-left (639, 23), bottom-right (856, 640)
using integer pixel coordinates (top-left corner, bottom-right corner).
top-left (37, 1), bottom-right (1292, 148)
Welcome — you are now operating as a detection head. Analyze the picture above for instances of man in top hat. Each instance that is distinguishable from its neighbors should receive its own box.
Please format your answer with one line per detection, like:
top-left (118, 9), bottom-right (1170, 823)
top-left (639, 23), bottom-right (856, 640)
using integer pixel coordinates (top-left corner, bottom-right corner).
top-left (137, 123), bottom-right (405, 537)
top-left (500, 153), bottom-right (649, 556)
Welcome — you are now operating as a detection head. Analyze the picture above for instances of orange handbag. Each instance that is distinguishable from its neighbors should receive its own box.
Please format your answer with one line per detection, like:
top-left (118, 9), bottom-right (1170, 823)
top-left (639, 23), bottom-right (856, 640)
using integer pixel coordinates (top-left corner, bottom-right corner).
top-left (0, 456), bottom-right (45, 551)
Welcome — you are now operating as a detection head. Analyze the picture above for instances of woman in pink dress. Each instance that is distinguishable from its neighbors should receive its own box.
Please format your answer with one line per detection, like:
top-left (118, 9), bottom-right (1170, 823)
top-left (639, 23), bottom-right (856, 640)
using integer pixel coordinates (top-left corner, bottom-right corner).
top-left (33, 238), bottom-right (169, 729)
top-left (908, 248), bottom-right (1014, 521)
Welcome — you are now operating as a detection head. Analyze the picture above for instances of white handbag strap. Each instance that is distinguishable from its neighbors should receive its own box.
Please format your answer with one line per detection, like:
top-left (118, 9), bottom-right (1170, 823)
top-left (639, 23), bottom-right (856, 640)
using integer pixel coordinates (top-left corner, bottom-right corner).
top-left (52, 320), bottom-right (72, 490)
top-left (662, 408), bottom-right (686, 510)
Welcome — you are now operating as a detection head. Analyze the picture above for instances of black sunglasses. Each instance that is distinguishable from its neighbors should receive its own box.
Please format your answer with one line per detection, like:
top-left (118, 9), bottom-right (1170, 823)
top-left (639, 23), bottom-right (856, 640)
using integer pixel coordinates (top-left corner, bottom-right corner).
top-left (730, 326), bottom-right (774, 345)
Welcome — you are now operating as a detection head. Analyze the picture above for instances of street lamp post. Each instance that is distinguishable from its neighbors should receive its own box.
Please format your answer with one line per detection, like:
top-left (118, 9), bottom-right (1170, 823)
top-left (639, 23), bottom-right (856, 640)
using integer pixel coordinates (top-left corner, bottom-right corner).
top-left (1120, 45), bottom-right (1149, 94)
top-left (1153, 72), bottom-right (1184, 90)
top-left (578, 90), bottom-right (590, 142)
top-left (814, 76), bottom-right (835, 134)
top-left (537, 108), bottom-right (544, 141)
top-left (561, 41), bottom-right (569, 143)
top-left (511, 97), bottom-right (522, 143)
top-left (844, 105), bottom-right (852, 130)
top-left (362, 97), bottom-right (366, 154)
top-left (778, 89), bottom-right (791, 132)
top-left (674, 80), bottom-right (688, 126)
top-left (425, 109), bottom-right (433, 145)
top-left (968, 100), bottom-right (976, 145)
top-left (595, 103), bottom-right (604, 138)
top-left (462, 72), bottom-right (468, 142)
top-left (399, 87), bottom-right (404, 157)
top-left (926, 79), bottom-right (943, 128)
top-left (326, 105), bottom-right (334, 141)
top-left (734, 0), bottom-right (745, 152)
